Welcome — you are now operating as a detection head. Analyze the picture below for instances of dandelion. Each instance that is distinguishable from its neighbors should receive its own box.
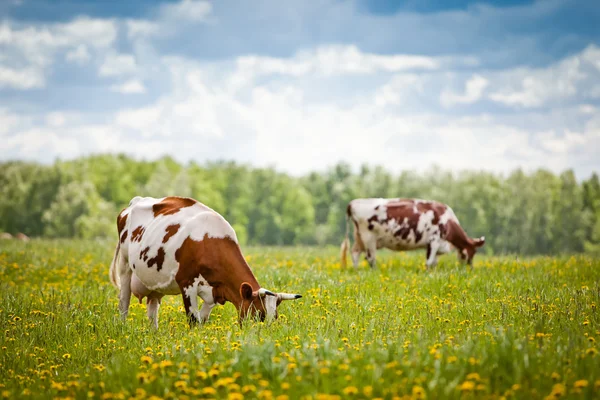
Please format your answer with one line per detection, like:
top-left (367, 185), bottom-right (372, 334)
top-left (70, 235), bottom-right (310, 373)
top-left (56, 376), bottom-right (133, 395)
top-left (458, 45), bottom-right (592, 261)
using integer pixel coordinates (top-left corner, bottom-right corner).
top-left (412, 385), bottom-right (426, 399)
top-left (242, 385), bottom-right (256, 393)
top-left (275, 396), bottom-right (289, 400)
top-left (574, 380), bottom-right (588, 388)
top-left (466, 373), bottom-right (481, 381)
top-left (62, 353), bottom-right (71, 359)
top-left (342, 386), bottom-right (358, 395)
top-left (281, 383), bottom-right (290, 390)
top-left (174, 381), bottom-right (187, 389)
top-left (228, 394), bottom-right (244, 400)
top-left (551, 372), bottom-right (561, 381)
top-left (201, 387), bottom-right (217, 395)
top-left (549, 383), bottom-right (566, 397)
top-left (459, 381), bottom-right (475, 392)
top-left (140, 355), bottom-right (152, 364)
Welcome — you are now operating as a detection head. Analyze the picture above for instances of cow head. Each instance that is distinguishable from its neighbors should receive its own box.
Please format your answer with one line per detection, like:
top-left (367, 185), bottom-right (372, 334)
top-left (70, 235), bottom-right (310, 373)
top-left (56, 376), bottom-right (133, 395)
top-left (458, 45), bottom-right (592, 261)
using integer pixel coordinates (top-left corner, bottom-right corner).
top-left (458, 236), bottom-right (486, 265)
top-left (239, 282), bottom-right (302, 323)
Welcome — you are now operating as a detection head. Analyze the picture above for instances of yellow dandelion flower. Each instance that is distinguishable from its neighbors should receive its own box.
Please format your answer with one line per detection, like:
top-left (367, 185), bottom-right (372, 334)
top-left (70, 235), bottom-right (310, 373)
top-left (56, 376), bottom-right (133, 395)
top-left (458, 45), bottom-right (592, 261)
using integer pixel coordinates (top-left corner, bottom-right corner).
top-left (459, 381), bottom-right (475, 391)
top-left (550, 383), bottom-right (566, 397)
top-left (412, 385), bottom-right (426, 399)
top-left (342, 386), bottom-right (358, 395)
top-left (195, 371), bottom-right (207, 379)
top-left (201, 387), bottom-right (217, 395)
top-left (174, 381), bottom-right (187, 389)
top-left (62, 354), bottom-right (71, 359)
top-left (228, 394), bottom-right (244, 400)
top-left (242, 385), bottom-right (256, 393)
top-left (574, 380), bottom-right (588, 388)
top-left (275, 396), bottom-right (289, 400)
top-left (140, 356), bottom-right (152, 364)
top-left (281, 383), bottom-right (290, 390)
top-left (363, 386), bottom-right (373, 397)
top-left (586, 348), bottom-right (598, 356)
top-left (551, 372), bottom-right (561, 381)
top-left (319, 368), bottom-right (330, 374)
top-left (259, 380), bottom-right (269, 388)
top-left (466, 373), bottom-right (481, 381)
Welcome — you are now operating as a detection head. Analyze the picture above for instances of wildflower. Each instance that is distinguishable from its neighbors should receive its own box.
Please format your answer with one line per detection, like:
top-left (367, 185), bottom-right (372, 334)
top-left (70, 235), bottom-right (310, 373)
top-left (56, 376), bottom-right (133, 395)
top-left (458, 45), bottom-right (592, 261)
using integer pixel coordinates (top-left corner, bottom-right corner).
top-left (319, 368), bottom-right (330, 374)
top-left (466, 373), bottom-right (481, 381)
top-left (140, 356), bottom-right (152, 364)
top-left (195, 371), bottom-right (207, 379)
top-left (447, 356), bottom-right (458, 363)
top-left (574, 380), bottom-right (588, 388)
top-left (174, 381), bottom-right (187, 389)
top-left (62, 354), bottom-right (71, 359)
top-left (363, 386), bottom-right (373, 397)
top-left (242, 385), bottom-right (256, 393)
top-left (551, 372), bottom-right (561, 381)
top-left (228, 394), bottom-right (244, 400)
top-left (281, 383), bottom-right (290, 390)
top-left (586, 348), bottom-right (598, 356)
top-left (549, 383), bottom-right (566, 397)
top-left (275, 396), bottom-right (289, 400)
top-left (459, 381), bottom-right (475, 392)
top-left (259, 380), bottom-right (269, 388)
top-left (201, 387), bottom-right (217, 395)
top-left (412, 385), bottom-right (426, 399)
top-left (343, 386), bottom-right (358, 395)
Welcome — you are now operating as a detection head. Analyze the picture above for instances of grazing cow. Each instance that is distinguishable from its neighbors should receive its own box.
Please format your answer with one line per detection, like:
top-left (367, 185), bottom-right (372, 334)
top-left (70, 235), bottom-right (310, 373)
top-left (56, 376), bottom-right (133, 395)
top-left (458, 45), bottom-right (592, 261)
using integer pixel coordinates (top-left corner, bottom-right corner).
top-left (15, 233), bottom-right (30, 242)
top-left (109, 196), bottom-right (302, 328)
top-left (340, 198), bottom-right (485, 269)
top-left (0, 233), bottom-right (13, 240)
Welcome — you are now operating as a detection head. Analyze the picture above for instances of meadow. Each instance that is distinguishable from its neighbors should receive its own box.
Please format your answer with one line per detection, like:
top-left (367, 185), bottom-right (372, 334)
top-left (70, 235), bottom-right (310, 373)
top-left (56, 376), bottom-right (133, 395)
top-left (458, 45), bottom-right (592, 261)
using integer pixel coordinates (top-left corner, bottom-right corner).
top-left (1, 240), bottom-right (599, 400)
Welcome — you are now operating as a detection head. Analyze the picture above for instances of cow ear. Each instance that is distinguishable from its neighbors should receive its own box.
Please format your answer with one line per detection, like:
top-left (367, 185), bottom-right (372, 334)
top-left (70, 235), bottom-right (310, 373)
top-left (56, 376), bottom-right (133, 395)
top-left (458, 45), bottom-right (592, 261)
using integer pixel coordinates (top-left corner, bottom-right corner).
top-left (240, 282), bottom-right (254, 301)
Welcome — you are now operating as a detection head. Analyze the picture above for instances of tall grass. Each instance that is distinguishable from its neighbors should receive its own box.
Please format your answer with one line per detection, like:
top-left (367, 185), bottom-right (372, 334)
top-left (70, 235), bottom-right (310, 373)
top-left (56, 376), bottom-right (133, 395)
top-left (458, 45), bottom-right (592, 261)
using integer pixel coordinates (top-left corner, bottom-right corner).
top-left (1, 240), bottom-right (599, 399)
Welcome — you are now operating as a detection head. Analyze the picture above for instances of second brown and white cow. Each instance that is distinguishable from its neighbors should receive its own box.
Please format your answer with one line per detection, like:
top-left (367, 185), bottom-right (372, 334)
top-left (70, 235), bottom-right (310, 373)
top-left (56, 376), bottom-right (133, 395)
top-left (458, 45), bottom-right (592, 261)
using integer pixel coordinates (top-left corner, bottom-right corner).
top-left (109, 196), bottom-right (302, 328)
top-left (341, 198), bottom-right (485, 269)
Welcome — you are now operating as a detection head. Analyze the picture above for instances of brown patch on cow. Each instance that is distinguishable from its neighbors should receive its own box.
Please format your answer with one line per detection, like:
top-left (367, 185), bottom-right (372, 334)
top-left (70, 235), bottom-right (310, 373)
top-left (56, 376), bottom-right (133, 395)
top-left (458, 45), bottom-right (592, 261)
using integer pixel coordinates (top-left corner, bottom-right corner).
top-left (162, 224), bottom-right (180, 243)
top-left (174, 235), bottom-right (263, 314)
top-left (120, 230), bottom-right (128, 243)
top-left (117, 210), bottom-right (128, 235)
top-left (131, 226), bottom-right (145, 242)
top-left (385, 200), bottom-right (447, 244)
top-left (147, 247), bottom-right (166, 272)
top-left (140, 247), bottom-right (150, 262)
top-left (152, 197), bottom-right (197, 218)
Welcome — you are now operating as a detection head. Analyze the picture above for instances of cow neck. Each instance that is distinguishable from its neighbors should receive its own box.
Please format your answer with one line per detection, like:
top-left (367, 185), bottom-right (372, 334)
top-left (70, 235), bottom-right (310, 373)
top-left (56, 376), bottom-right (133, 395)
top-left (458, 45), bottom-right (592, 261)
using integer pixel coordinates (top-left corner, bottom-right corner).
top-left (445, 219), bottom-right (474, 250)
top-left (214, 238), bottom-right (261, 307)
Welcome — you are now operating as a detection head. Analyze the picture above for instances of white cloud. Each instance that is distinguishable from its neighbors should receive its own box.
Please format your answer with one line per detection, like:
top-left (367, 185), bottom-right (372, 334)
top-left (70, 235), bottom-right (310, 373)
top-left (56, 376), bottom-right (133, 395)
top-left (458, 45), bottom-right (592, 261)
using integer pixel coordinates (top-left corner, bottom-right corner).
top-left (440, 74), bottom-right (489, 107)
top-left (160, 0), bottom-right (212, 22)
top-left (487, 45), bottom-right (597, 108)
top-left (99, 53), bottom-right (137, 77)
top-left (110, 79), bottom-right (146, 94)
top-left (126, 19), bottom-right (160, 39)
top-left (0, 16), bottom-right (117, 89)
top-left (65, 44), bottom-right (91, 65)
top-left (0, 66), bottom-right (44, 89)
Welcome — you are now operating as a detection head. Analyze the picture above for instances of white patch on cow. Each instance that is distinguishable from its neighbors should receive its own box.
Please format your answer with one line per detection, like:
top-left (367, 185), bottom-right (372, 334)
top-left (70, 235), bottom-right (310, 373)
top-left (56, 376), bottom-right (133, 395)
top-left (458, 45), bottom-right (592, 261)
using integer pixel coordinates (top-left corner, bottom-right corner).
top-left (122, 196), bottom-right (237, 293)
top-left (439, 207), bottom-right (458, 225)
top-left (187, 212), bottom-right (238, 243)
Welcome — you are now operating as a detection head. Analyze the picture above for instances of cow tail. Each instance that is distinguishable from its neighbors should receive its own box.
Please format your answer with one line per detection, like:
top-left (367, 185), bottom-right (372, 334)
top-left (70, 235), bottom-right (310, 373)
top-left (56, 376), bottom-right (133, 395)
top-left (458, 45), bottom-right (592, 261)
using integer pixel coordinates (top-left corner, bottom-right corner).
top-left (340, 206), bottom-right (351, 268)
top-left (109, 240), bottom-right (121, 289)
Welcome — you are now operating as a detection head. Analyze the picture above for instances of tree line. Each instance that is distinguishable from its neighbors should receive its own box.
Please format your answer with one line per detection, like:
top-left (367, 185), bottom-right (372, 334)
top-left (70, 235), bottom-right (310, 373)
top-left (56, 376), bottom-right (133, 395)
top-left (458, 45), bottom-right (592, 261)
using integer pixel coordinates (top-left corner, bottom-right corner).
top-left (1, 154), bottom-right (599, 255)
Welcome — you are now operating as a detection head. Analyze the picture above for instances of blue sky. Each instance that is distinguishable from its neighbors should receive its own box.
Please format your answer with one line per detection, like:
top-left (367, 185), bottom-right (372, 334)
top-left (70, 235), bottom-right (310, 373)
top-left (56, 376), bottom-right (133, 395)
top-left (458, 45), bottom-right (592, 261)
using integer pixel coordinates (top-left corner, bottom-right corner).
top-left (1, 0), bottom-right (599, 178)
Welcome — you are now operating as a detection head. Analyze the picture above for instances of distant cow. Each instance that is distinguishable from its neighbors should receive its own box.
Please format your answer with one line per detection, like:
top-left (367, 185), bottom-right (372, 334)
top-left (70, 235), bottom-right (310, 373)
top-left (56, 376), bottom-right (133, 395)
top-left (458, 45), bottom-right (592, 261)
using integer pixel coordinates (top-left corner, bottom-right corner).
top-left (341, 198), bottom-right (485, 269)
top-left (15, 233), bottom-right (30, 242)
top-left (110, 196), bottom-right (302, 328)
top-left (0, 233), bottom-right (13, 240)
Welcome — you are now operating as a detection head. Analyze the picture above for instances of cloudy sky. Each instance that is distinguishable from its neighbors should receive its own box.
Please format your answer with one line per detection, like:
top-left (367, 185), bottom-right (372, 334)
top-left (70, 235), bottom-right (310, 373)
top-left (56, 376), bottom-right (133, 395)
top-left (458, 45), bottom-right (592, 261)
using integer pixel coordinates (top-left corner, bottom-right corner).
top-left (1, 0), bottom-right (599, 178)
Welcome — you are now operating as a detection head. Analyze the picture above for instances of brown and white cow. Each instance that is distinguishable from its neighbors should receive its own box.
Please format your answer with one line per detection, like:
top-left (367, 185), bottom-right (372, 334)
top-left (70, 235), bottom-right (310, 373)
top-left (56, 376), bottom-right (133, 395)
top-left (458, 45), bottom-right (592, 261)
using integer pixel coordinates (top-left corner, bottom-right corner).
top-left (340, 198), bottom-right (485, 269)
top-left (109, 196), bottom-right (302, 328)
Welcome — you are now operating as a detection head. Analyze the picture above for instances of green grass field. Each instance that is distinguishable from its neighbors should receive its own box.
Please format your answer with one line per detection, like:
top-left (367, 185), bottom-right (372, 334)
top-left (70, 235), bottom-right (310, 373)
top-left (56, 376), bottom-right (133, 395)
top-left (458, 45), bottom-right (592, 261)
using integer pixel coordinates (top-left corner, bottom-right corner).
top-left (1, 240), bottom-right (599, 400)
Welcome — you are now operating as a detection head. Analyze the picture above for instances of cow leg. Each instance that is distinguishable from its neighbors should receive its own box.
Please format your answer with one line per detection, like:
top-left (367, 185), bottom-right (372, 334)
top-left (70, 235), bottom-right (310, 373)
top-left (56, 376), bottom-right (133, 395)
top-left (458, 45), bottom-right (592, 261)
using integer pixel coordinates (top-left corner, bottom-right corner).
top-left (146, 293), bottom-right (164, 329)
top-left (365, 243), bottom-right (377, 269)
top-left (118, 269), bottom-right (132, 319)
top-left (426, 241), bottom-right (440, 269)
top-left (198, 301), bottom-right (215, 323)
top-left (179, 284), bottom-right (200, 326)
top-left (350, 242), bottom-right (362, 268)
